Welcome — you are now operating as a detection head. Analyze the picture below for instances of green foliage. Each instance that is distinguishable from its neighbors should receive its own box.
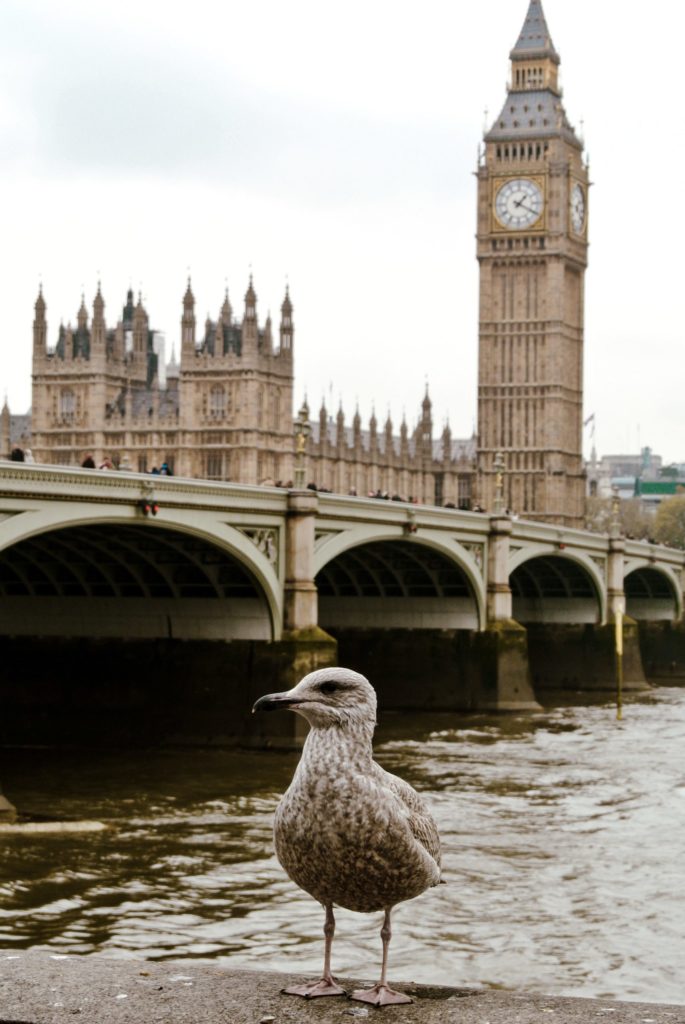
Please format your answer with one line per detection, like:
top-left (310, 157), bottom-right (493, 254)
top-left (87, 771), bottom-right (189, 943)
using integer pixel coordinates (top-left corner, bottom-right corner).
top-left (653, 497), bottom-right (685, 550)
top-left (620, 499), bottom-right (653, 540)
top-left (660, 464), bottom-right (679, 479)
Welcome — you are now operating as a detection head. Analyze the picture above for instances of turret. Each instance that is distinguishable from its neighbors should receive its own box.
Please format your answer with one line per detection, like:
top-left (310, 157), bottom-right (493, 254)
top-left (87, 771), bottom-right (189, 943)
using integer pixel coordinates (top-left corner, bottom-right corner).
top-left (221, 289), bottom-right (232, 325)
top-left (279, 286), bottom-right (293, 353)
top-left (123, 288), bottom-right (135, 329)
top-left (442, 421), bottom-right (452, 463)
top-left (242, 275), bottom-right (258, 349)
top-left (181, 278), bottom-right (196, 359)
top-left (369, 408), bottom-right (378, 456)
top-left (91, 283), bottom-right (106, 354)
top-left (419, 386), bottom-right (433, 454)
top-left (384, 412), bottom-right (394, 459)
top-left (400, 414), bottom-right (409, 458)
top-left (263, 314), bottom-right (273, 356)
top-left (353, 405), bottom-right (362, 448)
top-left (55, 322), bottom-right (66, 360)
top-left (319, 400), bottom-right (328, 450)
top-left (204, 314), bottom-right (214, 356)
top-left (166, 345), bottom-right (180, 392)
top-left (73, 295), bottom-right (90, 359)
top-left (132, 293), bottom-right (148, 360)
top-left (1, 397), bottom-right (10, 457)
top-left (32, 286), bottom-right (47, 364)
top-left (336, 403), bottom-right (346, 449)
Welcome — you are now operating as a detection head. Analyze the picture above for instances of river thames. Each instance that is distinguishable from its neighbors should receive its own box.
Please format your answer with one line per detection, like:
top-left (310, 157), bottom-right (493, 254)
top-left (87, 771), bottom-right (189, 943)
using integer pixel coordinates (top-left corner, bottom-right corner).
top-left (1, 687), bottom-right (683, 1003)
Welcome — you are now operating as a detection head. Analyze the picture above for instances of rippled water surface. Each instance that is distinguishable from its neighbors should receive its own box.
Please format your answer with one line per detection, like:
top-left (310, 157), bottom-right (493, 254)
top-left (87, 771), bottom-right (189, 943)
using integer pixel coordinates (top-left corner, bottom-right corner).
top-left (1, 688), bottom-right (684, 1003)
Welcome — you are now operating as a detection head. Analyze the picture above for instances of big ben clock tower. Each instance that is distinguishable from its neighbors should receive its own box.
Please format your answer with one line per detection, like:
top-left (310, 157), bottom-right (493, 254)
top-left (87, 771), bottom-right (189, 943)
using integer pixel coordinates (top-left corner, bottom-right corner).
top-left (476, 0), bottom-right (588, 525)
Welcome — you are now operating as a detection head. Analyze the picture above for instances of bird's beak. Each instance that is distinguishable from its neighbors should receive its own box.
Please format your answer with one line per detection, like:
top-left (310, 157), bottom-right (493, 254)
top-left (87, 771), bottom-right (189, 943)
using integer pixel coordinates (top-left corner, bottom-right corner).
top-left (252, 691), bottom-right (304, 714)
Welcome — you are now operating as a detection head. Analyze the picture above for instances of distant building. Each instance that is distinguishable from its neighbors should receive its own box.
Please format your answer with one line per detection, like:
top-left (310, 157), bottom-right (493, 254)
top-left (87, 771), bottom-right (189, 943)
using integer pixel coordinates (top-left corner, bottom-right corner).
top-left (6, 281), bottom-right (475, 506)
top-left (585, 447), bottom-right (685, 514)
top-left (587, 447), bottom-right (664, 500)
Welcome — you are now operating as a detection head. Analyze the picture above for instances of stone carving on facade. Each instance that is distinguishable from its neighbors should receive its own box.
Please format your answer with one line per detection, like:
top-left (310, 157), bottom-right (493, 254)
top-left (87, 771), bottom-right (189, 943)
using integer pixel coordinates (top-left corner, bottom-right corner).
top-left (239, 527), bottom-right (279, 569)
top-left (590, 556), bottom-right (607, 580)
top-left (460, 541), bottom-right (485, 573)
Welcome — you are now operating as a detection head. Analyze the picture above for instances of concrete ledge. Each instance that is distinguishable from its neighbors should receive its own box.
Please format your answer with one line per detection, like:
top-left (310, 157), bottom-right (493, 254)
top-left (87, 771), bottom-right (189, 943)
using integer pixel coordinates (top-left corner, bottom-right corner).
top-left (0, 951), bottom-right (682, 1024)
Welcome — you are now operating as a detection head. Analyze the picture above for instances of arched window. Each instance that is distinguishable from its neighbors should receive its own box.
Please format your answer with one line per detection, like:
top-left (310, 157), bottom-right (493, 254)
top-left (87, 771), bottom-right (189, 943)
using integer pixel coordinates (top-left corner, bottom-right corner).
top-left (60, 389), bottom-right (75, 419)
top-left (209, 385), bottom-right (226, 418)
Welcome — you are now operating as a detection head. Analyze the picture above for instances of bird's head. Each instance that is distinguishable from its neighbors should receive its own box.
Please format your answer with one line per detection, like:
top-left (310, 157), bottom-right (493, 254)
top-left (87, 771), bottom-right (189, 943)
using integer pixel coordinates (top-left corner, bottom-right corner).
top-left (252, 666), bottom-right (377, 730)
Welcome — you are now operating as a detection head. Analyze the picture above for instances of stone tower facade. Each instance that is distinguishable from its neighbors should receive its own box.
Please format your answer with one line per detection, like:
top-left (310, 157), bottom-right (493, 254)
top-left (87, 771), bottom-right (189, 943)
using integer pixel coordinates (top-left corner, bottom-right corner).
top-left (30, 279), bottom-right (295, 483)
top-left (27, 283), bottom-right (476, 504)
top-left (476, 0), bottom-right (589, 525)
top-left (176, 278), bottom-right (294, 482)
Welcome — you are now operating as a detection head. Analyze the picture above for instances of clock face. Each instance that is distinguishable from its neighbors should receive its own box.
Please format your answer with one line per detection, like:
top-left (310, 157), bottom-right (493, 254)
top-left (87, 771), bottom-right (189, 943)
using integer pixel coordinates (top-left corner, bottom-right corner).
top-left (494, 178), bottom-right (543, 229)
top-left (570, 183), bottom-right (586, 234)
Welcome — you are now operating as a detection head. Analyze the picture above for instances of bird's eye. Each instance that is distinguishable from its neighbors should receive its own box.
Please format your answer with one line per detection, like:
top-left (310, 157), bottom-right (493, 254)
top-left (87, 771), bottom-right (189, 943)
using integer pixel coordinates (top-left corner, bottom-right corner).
top-left (318, 681), bottom-right (338, 695)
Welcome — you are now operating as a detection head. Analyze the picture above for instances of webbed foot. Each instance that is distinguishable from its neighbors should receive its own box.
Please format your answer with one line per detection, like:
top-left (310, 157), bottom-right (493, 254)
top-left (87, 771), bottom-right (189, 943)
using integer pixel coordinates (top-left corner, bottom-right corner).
top-left (351, 982), bottom-right (413, 1006)
top-left (282, 977), bottom-right (347, 998)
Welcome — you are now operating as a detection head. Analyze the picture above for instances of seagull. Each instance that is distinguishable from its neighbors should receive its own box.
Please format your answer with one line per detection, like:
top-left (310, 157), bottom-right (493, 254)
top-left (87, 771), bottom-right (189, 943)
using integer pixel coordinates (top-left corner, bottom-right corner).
top-left (252, 666), bottom-right (441, 1007)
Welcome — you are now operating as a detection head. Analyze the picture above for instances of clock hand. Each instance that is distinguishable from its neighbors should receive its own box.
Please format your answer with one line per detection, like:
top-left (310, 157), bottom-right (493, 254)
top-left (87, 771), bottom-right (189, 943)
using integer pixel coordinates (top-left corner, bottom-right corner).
top-left (513, 197), bottom-right (539, 216)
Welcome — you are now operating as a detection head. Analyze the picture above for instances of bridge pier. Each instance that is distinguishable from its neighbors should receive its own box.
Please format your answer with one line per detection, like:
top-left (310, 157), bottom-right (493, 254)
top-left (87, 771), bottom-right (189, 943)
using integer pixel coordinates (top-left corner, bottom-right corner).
top-left (282, 489), bottom-right (337, 658)
top-left (251, 489), bottom-right (338, 746)
top-left (525, 620), bottom-right (649, 695)
top-left (479, 515), bottom-right (540, 711)
top-left (636, 620), bottom-right (685, 684)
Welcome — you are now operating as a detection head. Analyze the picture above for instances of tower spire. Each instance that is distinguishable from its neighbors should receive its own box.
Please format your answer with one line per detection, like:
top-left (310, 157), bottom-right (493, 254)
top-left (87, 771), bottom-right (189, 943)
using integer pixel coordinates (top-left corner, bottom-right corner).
top-left (181, 277), bottom-right (196, 358)
top-left (508, 0), bottom-right (560, 94)
top-left (510, 0), bottom-right (559, 63)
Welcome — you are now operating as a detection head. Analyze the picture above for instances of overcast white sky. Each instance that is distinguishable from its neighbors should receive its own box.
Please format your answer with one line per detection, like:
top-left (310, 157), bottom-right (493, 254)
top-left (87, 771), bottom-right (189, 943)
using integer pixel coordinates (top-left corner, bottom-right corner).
top-left (1, 0), bottom-right (682, 461)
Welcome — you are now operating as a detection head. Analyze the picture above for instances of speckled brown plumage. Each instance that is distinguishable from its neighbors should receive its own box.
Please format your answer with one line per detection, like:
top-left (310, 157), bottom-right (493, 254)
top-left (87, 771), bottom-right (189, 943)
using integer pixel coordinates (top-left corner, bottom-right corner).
top-left (252, 666), bottom-right (441, 1005)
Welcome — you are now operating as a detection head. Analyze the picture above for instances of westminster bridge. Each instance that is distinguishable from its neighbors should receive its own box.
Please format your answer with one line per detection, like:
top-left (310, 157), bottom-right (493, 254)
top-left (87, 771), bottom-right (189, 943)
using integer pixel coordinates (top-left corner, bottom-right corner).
top-left (0, 462), bottom-right (683, 747)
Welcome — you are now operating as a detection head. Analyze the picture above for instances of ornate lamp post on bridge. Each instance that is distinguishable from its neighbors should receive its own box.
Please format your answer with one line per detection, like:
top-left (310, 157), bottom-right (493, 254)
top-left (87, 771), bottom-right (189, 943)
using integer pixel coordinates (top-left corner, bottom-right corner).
top-left (293, 401), bottom-right (311, 490)
top-left (608, 484), bottom-right (626, 720)
top-left (493, 450), bottom-right (506, 515)
top-left (610, 484), bottom-right (622, 538)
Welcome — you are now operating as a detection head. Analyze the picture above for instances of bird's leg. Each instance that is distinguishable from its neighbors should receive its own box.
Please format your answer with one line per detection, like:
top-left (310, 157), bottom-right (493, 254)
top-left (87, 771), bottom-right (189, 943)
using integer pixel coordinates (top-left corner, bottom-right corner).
top-left (351, 908), bottom-right (412, 1006)
top-left (282, 903), bottom-right (346, 998)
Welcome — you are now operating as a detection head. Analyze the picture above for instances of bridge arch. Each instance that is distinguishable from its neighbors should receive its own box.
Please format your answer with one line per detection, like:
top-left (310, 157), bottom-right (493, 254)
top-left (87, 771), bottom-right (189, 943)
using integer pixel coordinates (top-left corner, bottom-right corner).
top-left (509, 546), bottom-right (605, 623)
top-left (0, 508), bottom-right (282, 640)
top-left (315, 528), bottom-right (484, 630)
top-left (624, 561), bottom-right (682, 622)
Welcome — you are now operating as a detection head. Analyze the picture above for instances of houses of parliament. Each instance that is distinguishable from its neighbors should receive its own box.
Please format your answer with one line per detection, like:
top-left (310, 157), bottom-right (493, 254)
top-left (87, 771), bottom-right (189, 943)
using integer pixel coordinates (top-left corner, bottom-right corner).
top-left (3, 0), bottom-right (588, 526)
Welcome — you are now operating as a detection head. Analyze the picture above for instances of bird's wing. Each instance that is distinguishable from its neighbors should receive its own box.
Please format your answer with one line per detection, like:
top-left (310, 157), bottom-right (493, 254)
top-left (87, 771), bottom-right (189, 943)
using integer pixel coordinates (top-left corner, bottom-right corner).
top-left (371, 762), bottom-right (442, 869)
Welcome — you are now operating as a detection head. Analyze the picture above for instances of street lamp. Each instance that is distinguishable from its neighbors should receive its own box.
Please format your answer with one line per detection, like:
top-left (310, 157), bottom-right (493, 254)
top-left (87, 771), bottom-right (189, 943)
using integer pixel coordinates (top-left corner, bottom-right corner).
top-left (493, 450), bottom-right (505, 514)
top-left (610, 484), bottom-right (621, 537)
top-left (293, 401), bottom-right (311, 489)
